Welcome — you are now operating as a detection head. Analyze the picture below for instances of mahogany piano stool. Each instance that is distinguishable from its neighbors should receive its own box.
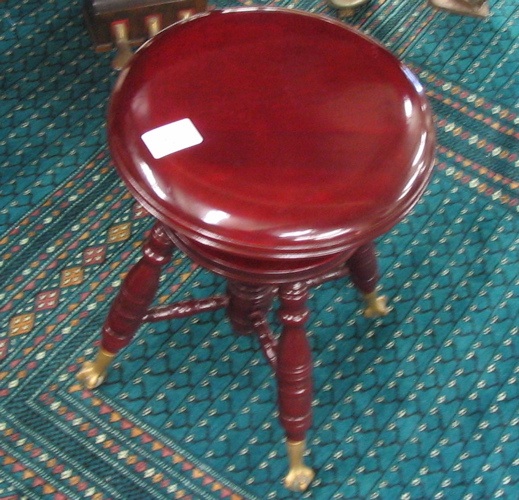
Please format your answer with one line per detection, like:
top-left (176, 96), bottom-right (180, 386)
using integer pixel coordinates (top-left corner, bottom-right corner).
top-left (77, 8), bottom-right (436, 491)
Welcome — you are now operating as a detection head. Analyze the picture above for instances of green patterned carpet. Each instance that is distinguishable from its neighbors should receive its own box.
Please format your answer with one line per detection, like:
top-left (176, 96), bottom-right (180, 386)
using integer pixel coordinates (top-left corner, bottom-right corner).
top-left (1, 0), bottom-right (518, 498)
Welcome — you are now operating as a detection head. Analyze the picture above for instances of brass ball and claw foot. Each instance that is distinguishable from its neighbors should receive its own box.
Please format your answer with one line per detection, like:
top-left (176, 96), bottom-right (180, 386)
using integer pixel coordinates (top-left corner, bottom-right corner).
top-left (284, 440), bottom-right (315, 492)
top-left (363, 291), bottom-right (390, 318)
top-left (76, 349), bottom-right (115, 389)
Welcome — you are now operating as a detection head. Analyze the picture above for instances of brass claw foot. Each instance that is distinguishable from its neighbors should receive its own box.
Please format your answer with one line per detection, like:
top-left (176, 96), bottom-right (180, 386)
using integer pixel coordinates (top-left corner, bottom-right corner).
top-left (363, 291), bottom-right (390, 318)
top-left (284, 464), bottom-right (315, 492)
top-left (76, 349), bottom-right (115, 389)
top-left (284, 440), bottom-right (315, 492)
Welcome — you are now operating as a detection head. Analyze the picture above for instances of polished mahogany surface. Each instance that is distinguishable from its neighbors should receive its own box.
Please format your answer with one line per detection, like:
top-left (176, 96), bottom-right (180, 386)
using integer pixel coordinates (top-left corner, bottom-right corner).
top-left (108, 8), bottom-right (435, 259)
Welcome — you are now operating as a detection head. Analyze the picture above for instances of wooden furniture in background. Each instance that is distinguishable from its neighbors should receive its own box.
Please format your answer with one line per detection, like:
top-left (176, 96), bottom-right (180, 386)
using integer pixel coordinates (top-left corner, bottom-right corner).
top-left (83, 0), bottom-right (207, 68)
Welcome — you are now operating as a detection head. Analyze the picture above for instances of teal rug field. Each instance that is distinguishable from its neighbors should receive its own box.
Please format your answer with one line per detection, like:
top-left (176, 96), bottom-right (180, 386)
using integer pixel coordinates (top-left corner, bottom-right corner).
top-left (1, 0), bottom-right (518, 498)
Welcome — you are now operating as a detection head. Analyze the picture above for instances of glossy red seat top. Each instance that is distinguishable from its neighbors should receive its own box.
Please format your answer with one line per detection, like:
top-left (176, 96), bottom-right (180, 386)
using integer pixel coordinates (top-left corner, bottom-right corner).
top-left (108, 8), bottom-right (435, 259)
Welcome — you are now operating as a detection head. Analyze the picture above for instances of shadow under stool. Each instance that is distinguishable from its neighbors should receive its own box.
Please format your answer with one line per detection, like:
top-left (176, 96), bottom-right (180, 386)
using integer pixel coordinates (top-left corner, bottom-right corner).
top-left (77, 7), bottom-right (436, 491)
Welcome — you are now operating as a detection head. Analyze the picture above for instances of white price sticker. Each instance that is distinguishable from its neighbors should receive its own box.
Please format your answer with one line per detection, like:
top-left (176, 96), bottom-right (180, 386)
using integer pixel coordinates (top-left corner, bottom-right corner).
top-left (141, 118), bottom-right (204, 159)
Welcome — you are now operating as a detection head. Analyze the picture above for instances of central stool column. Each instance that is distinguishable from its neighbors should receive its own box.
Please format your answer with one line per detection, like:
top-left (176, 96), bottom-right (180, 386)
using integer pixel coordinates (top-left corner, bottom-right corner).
top-left (226, 281), bottom-right (276, 335)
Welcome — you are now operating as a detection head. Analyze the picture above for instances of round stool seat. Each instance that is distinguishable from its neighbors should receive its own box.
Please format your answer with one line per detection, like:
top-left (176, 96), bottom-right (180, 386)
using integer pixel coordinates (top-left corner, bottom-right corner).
top-left (108, 7), bottom-right (435, 264)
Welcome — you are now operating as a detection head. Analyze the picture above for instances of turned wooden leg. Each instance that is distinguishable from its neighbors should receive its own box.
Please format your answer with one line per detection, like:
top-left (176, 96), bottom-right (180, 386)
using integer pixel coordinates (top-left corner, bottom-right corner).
top-left (77, 222), bottom-right (175, 389)
top-left (276, 282), bottom-right (315, 491)
top-left (226, 280), bottom-right (276, 335)
top-left (347, 242), bottom-right (390, 318)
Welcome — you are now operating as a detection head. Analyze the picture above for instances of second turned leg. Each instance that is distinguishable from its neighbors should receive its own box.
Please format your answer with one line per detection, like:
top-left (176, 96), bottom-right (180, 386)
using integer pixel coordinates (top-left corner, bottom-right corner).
top-left (276, 282), bottom-right (315, 491)
top-left (347, 242), bottom-right (390, 318)
top-left (77, 222), bottom-right (175, 389)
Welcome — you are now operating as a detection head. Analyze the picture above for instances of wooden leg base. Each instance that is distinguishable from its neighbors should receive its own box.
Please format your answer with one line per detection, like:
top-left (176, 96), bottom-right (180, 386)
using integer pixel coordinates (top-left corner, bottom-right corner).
top-left (328, 0), bottom-right (371, 17)
top-left (338, 8), bottom-right (356, 17)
